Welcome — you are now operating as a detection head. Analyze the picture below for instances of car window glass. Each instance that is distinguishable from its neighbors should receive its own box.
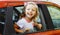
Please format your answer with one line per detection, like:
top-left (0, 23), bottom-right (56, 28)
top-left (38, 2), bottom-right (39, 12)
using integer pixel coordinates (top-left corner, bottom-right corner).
top-left (0, 8), bottom-right (6, 34)
top-left (47, 5), bottom-right (60, 29)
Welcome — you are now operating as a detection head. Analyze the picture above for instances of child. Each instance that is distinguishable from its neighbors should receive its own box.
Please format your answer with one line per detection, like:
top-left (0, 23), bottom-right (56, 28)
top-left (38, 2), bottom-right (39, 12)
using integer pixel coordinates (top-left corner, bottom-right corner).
top-left (14, 2), bottom-right (42, 33)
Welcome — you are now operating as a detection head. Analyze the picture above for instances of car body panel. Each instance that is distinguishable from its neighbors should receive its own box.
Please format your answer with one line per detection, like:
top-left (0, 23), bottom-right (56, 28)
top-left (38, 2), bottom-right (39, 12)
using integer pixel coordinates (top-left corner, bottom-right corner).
top-left (26, 30), bottom-right (60, 35)
top-left (0, 1), bottom-right (60, 8)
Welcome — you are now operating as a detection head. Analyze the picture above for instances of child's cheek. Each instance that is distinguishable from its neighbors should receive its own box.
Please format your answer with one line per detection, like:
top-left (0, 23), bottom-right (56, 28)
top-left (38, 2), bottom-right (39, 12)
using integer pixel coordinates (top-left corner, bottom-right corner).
top-left (33, 11), bottom-right (36, 16)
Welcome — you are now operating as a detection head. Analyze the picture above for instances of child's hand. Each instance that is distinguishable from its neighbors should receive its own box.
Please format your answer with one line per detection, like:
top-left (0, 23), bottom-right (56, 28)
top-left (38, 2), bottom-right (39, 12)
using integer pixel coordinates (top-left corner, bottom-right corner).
top-left (37, 24), bottom-right (42, 29)
top-left (25, 28), bottom-right (30, 32)
top-left (34, 22), bottom-right (42, 29)
top-left (19, 30), bottom-right (24, 33)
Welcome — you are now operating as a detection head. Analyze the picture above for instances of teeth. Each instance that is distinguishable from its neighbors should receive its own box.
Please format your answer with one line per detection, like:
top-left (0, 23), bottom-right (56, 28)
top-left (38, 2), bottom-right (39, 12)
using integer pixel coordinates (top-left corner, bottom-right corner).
top-left (27, 13), bottom-right (33, 16)
top-left (28, 14), bottom-right (32, 15)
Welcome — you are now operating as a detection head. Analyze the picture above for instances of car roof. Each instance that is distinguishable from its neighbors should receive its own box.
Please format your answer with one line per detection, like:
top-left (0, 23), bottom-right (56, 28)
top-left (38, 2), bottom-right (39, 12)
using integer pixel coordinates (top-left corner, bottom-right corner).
top-left (0, 1), bottom-right (60, 8)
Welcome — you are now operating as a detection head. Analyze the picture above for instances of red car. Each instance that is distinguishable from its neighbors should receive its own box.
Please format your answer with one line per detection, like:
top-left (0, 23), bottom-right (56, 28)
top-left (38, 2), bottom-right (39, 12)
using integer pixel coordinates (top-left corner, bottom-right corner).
top-left (0, 1), bottom-right (60, 35)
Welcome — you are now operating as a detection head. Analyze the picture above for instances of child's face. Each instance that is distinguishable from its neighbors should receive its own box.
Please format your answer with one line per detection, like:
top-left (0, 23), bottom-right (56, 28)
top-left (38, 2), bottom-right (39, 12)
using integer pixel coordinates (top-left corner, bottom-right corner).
top-left (25, 4), bottom-right (37, 19)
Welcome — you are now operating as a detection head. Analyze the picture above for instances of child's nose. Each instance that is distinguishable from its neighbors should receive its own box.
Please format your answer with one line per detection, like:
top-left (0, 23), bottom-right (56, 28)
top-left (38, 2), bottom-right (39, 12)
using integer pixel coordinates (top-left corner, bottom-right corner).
top-left (29, 11), bottom-right (32, 13)
top-left (29, 10), bottom-right (32, 13)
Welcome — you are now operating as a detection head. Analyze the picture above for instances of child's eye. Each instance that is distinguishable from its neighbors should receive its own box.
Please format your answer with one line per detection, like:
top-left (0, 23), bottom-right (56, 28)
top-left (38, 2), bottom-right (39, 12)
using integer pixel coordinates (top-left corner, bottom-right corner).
top-left (32, 9), bottom-right (35, 11)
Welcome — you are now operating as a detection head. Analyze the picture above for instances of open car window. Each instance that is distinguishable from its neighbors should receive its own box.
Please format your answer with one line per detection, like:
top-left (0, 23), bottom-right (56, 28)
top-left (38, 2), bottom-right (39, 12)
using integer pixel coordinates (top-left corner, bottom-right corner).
top-left (47, 5), bottom-right (60, 29)
top-left (13, 4), bottom-right (47, 34)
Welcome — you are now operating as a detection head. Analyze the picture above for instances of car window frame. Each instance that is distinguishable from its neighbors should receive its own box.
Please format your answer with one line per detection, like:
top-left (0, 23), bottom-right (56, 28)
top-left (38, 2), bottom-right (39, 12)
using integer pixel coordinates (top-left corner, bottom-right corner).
top-left (3, 4), bottom-right (55, 35)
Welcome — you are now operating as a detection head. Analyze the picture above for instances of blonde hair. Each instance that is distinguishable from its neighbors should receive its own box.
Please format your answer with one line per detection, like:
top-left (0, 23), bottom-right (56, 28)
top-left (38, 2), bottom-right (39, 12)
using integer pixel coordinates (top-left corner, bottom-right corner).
top-left (24, 2), bottom-right (39, 22)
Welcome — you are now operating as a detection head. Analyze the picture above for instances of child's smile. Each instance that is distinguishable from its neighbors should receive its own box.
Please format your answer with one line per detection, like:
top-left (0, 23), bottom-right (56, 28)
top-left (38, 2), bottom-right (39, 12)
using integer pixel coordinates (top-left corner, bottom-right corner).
top-left (27, 13), bottom-right (33, 16)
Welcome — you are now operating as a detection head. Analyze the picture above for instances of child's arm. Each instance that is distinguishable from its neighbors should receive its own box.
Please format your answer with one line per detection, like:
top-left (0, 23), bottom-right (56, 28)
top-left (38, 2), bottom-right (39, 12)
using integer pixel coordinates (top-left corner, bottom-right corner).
top-left (14, 23), bottom-right (30, 33)
top-left (34, 22), bottom-right (42, 29)
top-left (14, 24), bottom-right (24, 33)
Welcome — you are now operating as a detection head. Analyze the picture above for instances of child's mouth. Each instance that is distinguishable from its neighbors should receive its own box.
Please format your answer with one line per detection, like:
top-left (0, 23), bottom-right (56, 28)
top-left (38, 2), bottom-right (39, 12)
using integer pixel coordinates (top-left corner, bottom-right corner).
top-left (28, 13), bottom-right (33, 16)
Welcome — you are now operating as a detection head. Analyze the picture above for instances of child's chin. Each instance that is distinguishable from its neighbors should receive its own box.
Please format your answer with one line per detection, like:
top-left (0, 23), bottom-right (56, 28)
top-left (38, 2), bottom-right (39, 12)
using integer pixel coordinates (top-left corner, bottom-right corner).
top-left (30, 17), bottom-right (32, 19)
top-left (26, 15), bottom-right (33, 18)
